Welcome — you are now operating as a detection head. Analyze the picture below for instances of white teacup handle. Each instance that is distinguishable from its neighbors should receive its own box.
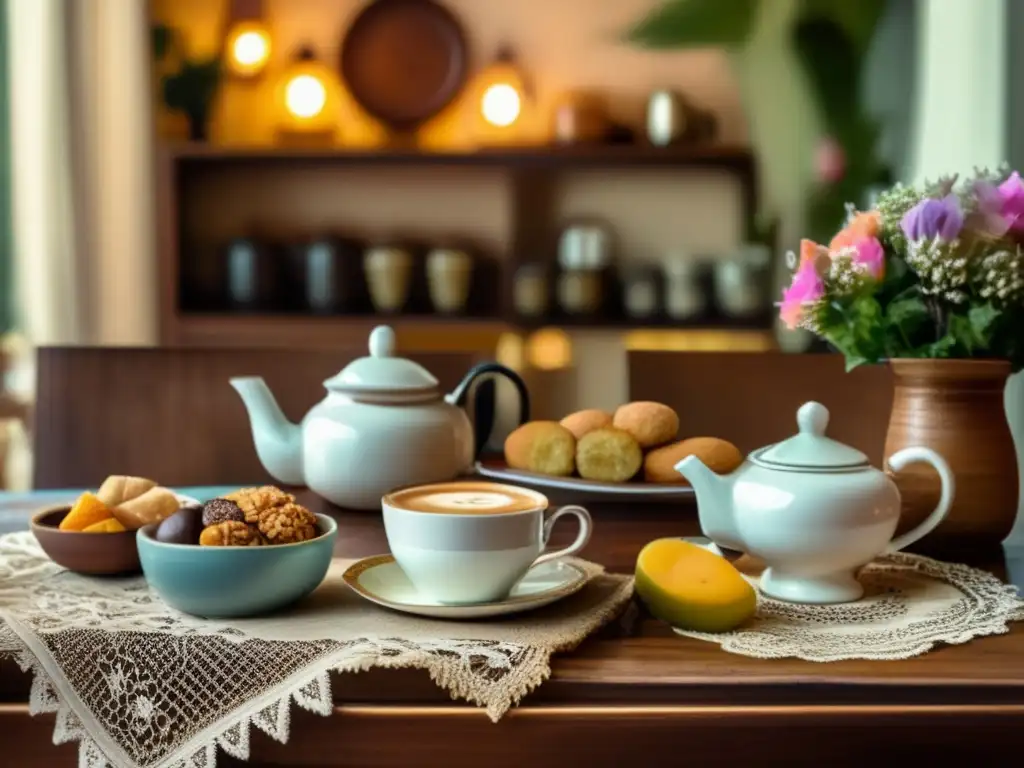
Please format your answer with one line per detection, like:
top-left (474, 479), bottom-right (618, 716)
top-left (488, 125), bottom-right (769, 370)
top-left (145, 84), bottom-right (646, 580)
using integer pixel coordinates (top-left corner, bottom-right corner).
top-left (885, 446), bottom-right (956, 553)
top-left (531, 505), bottom-right (593, 568)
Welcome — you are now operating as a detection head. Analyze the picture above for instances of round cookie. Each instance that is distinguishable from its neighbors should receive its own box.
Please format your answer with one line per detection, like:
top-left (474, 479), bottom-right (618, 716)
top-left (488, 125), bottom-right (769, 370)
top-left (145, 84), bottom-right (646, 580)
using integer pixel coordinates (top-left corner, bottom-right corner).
top-left (504, 421), bottom-right (576, 477)
top-left (613, 401), bottom-right (680, 449)
top-left (560, 409), bottom-right (613, 440)
top-left (644, 437), bottom-right (744, 484)
top-left (576, 427), bottom-right (643, 483)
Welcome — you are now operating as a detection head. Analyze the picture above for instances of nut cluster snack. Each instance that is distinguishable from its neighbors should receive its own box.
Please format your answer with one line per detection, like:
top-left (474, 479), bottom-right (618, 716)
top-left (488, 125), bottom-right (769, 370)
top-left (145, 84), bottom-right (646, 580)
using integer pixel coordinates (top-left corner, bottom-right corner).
top-left (503, 402), bottom-right (743, 485)
top-left (58, 475), bottom-right (182, 534)
top-left (154, 486), bottom-right (321, 548)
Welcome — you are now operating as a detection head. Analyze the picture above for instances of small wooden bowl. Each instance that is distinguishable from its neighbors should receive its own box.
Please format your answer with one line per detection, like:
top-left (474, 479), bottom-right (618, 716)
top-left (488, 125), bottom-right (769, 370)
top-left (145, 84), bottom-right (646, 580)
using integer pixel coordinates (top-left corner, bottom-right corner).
top-left (31, 506), bottom-right (142, 575)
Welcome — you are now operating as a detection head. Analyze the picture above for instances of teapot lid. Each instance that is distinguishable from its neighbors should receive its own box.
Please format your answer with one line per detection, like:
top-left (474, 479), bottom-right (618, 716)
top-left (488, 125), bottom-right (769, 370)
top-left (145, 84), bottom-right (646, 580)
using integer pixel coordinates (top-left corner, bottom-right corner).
top-left (324, 326), bottom-right (439, 394)
top-left (754, 402), bottom-right (868, 469)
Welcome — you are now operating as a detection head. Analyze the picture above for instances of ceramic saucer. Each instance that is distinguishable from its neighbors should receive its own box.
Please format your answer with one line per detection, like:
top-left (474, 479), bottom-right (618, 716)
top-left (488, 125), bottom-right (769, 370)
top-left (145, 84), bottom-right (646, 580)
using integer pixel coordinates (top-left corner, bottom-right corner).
top-left (342, 555), bottom-right (589, 619)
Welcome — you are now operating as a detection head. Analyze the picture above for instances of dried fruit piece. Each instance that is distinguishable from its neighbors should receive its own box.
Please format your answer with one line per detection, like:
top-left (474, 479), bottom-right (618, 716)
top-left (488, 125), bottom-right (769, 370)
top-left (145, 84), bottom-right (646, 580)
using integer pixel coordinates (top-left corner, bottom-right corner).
top-left (199, 521), bottom-right (265, 547)
top-left (224, 486), bottom-right (296, 524)
top-left (201, 498), bottom-right (244, 527)
top-left (60, 493), bottom-right (113, 531)
top-left (255, 503), bottom-right (318, 544)
top-left (82, 518), bottom-right (127, 533)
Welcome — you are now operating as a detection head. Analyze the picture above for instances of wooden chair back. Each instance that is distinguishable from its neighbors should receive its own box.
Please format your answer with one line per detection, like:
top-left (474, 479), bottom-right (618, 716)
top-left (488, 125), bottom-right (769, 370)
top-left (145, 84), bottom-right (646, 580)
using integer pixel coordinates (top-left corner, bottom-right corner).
top-left (628, 351), bottom-right (893, 464)
top-left (34, 347), bottom-right (483, 489)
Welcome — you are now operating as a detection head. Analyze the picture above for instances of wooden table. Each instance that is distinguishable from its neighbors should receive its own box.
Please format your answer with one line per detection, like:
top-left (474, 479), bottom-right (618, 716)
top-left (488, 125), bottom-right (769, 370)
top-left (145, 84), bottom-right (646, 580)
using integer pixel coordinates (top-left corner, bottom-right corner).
top-left (2, 488), bottom-right (1024, 767)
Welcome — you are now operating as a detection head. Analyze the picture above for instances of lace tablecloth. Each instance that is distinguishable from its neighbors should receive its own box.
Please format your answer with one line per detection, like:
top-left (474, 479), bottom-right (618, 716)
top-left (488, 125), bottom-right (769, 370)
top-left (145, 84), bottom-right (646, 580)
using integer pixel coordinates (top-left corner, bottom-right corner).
top-left (674, 551), bottom-right (1024, 660)
top-left (0, 533), bottom-right (633, 768)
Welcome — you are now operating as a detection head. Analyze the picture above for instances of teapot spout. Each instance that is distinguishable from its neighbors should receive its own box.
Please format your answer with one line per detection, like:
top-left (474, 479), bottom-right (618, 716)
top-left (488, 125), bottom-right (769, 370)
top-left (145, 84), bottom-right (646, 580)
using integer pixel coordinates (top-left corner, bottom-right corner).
top-left (230, 377), bottom-right (304, 485)
top-left (675, 455), bottom-right (742, 552)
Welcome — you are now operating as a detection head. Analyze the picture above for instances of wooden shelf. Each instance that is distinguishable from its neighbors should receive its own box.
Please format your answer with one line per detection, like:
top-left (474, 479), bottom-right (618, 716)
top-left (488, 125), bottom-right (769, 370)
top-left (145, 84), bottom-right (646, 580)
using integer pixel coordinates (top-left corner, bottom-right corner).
top-left (161, 142), bottom-right (755, 171)
top-left (171, 313), bottom-right (774, 351)
top-left (157, 142), bottom-right (761, 349)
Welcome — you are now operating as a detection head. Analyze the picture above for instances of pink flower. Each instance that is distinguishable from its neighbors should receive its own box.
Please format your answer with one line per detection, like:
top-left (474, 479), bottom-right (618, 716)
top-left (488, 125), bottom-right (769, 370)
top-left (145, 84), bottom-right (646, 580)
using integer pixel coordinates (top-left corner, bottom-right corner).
top-left (998, 171), bottom-right (1024, 232)
top-left (852, 236), bottom-right (885, 279)
top-left (779, 258), bottom-right (825, 330)
top-left (815, 137), bottom-right (846, 184)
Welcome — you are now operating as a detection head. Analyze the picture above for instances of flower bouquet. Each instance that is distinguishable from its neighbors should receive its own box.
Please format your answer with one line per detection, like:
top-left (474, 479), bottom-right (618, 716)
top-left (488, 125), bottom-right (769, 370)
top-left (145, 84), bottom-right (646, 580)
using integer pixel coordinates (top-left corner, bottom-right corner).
top-left (780, 168), bottom-right (1024, 371)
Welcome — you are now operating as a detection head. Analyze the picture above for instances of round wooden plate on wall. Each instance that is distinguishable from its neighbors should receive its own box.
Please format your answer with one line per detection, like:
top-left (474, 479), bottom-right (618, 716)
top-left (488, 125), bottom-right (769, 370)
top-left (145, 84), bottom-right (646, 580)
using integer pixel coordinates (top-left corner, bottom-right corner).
top-left (340, 0), bottom-right (469, 134)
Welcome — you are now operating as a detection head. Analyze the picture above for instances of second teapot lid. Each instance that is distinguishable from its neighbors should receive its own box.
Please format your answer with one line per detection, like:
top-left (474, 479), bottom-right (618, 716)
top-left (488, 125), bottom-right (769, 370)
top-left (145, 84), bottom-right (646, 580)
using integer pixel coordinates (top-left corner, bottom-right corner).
top-left (755, 402), bottom-right (868, 469)
top-left (324, 326), bottom-right (439, 394)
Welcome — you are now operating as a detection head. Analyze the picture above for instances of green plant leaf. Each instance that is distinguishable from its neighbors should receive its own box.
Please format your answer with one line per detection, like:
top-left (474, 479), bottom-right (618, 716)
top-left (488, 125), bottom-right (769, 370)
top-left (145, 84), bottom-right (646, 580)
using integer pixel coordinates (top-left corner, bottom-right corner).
top-left (625, 0), bottom-right (759, 49)
top-left (797, 0), bottom-right (887, 54)
top-left (968, 303), bottom-right (1000, 347)
top-left (162, 57), bottom-right (222, 114)
top-left (821, 295), bottom-right (887, 369)
top-left (792, 19), bottom-right (862, 130)
top-left (152, 24), bottom-right (173, 61)
top-left (884, 292), bottom-right (930, 354)
top-left (921, 333), bottom-right (958, 359)
top-left (944, 304), bottom-right (1000, 355)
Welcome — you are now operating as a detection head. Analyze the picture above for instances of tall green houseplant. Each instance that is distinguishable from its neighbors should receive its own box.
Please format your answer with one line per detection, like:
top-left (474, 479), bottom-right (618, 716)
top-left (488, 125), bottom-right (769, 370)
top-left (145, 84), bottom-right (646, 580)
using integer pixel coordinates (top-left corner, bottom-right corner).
top-left (626, 0), bottom-right (891, 243)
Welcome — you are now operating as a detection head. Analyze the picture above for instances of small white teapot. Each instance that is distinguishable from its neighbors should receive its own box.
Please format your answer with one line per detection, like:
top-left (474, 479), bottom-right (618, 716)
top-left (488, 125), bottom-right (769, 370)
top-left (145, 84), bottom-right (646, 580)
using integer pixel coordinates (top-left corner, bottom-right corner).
top-left (230, 325), bottom-right (529, 510)
top-left (675, 401), bottom-right (955, 604)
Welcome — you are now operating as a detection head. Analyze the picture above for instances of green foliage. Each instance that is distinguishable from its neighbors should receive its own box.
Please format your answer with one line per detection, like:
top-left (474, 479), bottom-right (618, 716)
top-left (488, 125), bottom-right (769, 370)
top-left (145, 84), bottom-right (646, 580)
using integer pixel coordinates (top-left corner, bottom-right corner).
top-left (153, 22), bottom-right (222, 140)
top-left (152, 24), bottom-right (173, 62)
top-left (796, 0), bottom-right (887, 54)
top-left (624, 0), bottom-right (890, 252)
top-left (162, 58), bottom-right (221, 118)
top-left (624, 0), bottom-right (759, 49)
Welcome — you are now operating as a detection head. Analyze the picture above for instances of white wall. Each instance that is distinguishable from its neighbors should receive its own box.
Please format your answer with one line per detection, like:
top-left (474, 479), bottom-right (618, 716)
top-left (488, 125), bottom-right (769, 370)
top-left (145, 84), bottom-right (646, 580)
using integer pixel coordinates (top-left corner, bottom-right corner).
top-left (909, 0), bottom-right (1007, 182)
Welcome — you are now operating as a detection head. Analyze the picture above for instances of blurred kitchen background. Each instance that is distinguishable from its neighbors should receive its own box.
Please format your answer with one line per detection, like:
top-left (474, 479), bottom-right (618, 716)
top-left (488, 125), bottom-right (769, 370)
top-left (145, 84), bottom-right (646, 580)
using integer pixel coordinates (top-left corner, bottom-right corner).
top-left (0, 0), bottom-right (1015, 488)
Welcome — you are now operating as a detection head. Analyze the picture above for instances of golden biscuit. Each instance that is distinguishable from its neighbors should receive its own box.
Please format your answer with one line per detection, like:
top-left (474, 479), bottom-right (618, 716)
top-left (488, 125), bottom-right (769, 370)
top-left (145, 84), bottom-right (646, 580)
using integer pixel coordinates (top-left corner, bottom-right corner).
top-left (576, 427), bottom-right (643, 483)
top-left (644, 437), bottom-right (744, 484)
top-left (504, 421), bottom-right (576, 476)
top-left (112, 486), bottom-right (182, 530)
top-left (559, 409), bottom-right (613, 440)
top-left (97, 475), bottom-right (157, 507)
top-left (613, 401), bottom-right (680, 449)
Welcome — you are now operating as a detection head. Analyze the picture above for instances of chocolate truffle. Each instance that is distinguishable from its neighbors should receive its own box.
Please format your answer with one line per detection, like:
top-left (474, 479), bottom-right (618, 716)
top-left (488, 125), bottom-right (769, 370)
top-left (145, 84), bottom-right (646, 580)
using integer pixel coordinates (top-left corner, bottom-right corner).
top-left (155, 504), bottom-right (203, 545)
top-left (201, 498), bottom-right (245, 527)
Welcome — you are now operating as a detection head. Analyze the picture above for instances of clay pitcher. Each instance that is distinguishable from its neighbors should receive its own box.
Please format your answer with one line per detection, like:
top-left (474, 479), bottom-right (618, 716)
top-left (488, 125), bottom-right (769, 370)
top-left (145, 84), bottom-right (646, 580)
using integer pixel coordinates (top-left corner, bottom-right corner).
top-left (885, 359), bottom-right (1019, 556)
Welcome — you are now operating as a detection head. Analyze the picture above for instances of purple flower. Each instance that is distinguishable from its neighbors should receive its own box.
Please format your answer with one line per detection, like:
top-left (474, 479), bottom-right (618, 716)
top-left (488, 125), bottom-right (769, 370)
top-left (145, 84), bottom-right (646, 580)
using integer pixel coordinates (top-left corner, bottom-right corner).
top-left (900, 195), bottom-right (963, 242)
top-left (998, 171), bottom-right (1024, 232)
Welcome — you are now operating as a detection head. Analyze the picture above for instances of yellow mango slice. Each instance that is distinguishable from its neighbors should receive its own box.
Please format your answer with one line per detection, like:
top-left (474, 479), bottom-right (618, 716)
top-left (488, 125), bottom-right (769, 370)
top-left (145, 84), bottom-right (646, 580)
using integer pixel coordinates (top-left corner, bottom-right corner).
top-left (82, 518), bottom-right (127, 533)
top-left (635, 538), bottom-right (756, 633)
top-left (59, 492), bottom-right (114, 531)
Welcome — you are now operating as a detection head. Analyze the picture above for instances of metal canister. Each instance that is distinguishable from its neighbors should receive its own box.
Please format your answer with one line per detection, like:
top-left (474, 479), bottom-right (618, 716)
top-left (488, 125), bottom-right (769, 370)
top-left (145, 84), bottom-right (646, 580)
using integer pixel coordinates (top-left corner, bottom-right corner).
top-left (646, 90), bottom-right (688, 147)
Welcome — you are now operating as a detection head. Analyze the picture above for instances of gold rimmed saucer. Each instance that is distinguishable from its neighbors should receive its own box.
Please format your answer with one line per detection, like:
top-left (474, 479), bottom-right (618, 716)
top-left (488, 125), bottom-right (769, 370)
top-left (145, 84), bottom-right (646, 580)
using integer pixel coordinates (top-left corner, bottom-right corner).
top-left (342, 555), bottom-right (589, 619)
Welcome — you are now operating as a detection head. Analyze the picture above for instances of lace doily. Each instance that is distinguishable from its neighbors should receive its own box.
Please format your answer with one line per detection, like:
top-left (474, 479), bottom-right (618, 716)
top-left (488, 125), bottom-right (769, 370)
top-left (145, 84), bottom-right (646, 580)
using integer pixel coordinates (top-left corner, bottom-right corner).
top-left (675, 551), bottom-right (1024, 660)
top-left (0, 533), bottom-right (633, 768)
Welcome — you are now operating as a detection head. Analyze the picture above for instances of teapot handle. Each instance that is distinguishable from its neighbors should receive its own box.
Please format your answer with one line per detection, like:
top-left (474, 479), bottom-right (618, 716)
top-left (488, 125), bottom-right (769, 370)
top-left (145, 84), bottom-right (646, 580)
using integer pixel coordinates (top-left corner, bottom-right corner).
top-left (446, 363), bottom-right (530, 459)
top-left (885, 447), bottom-right (956, 553)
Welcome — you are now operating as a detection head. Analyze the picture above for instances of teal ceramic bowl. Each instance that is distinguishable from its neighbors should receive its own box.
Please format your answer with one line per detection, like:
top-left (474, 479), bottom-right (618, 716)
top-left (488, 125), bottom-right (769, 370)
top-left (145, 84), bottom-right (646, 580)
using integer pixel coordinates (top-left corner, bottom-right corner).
top-left (137, 513), bottom-right (337, 618)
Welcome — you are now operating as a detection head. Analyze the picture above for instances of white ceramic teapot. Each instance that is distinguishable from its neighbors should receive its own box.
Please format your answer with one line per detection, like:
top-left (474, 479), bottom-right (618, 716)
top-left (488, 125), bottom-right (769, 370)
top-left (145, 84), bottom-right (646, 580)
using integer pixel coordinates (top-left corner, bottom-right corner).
top-left (230, 325), bottom-right (529, 510)
top-left (675, 401), bottom-right (955, 604)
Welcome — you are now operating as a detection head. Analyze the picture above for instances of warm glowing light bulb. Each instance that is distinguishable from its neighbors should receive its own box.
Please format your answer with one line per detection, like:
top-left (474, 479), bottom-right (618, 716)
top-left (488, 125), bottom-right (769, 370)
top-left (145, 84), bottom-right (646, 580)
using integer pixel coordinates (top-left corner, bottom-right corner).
top-left (233, 31), bottom-right (268, 67)
top-left (226, 23), bottom-right (271, 76)
top-left (285, 74), bottom-right (327, 119)
top-left (481, 83), bottom-right (521, 127)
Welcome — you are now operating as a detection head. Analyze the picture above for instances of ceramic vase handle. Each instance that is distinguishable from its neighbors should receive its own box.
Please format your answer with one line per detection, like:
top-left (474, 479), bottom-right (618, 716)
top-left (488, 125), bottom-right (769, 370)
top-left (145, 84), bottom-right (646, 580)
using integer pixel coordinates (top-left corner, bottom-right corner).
top-left (885, 447), bottom-right (956, 553)
top-left (531, 505), bottom-right (593, 568)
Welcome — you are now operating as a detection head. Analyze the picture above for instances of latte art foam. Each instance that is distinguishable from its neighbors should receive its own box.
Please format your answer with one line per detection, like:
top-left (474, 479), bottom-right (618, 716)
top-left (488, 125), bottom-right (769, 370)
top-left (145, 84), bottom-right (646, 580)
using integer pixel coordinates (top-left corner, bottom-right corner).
top-left (387, 482), bottom-right (543, 515)
top-left (423, 492), bottom-right (517, 510)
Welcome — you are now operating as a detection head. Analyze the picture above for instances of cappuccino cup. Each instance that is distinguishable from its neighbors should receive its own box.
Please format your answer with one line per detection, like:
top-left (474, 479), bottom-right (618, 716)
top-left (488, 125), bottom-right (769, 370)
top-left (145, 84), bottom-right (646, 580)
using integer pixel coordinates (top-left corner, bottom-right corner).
top-left (382, 481), bottom-right (592, 605)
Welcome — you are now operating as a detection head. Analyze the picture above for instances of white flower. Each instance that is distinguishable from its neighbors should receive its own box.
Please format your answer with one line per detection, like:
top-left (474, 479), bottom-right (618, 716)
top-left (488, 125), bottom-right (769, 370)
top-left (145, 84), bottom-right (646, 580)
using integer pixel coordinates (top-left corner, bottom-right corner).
top-left (977, 247), bottom-right (1024, 305)
top-left (905, 237), bottom-right (971, 298)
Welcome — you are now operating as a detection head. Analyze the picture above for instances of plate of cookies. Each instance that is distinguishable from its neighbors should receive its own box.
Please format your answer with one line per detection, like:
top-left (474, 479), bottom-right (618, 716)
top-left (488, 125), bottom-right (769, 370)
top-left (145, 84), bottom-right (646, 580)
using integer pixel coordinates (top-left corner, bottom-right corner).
top-left (475, 401), bottom-right (743, 499)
